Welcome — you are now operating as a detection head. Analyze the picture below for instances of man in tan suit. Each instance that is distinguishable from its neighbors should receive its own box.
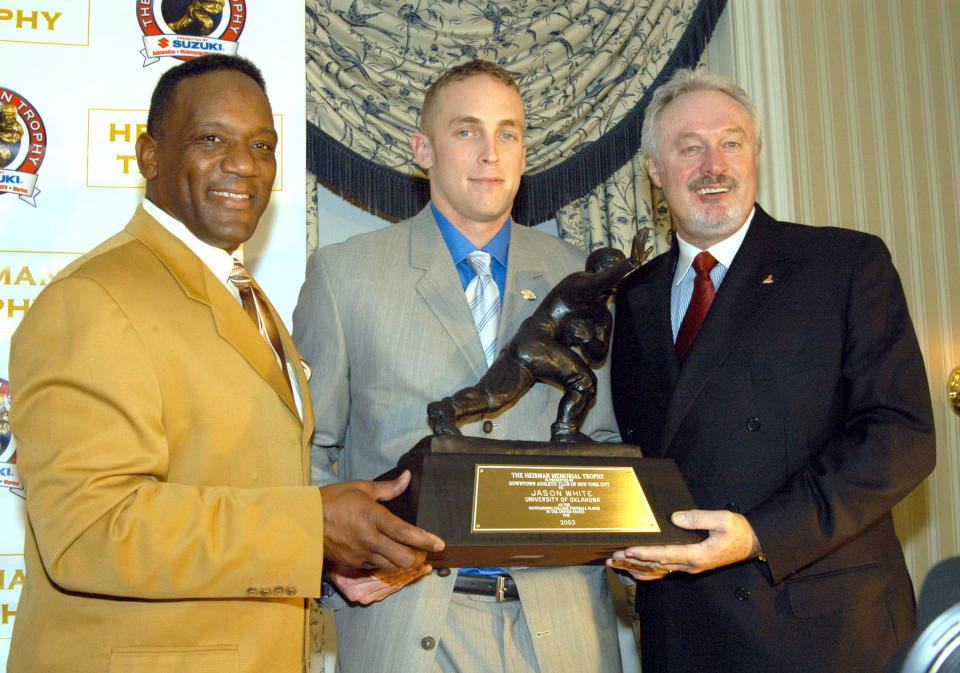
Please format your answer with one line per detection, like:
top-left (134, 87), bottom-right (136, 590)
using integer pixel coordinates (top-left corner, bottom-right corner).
top-left (7, 54), bottom-right (441, 673)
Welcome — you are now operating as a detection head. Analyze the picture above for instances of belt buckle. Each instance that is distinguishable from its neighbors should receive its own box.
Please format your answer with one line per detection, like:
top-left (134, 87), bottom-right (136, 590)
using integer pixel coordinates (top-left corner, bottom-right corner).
top-left (495, 575), bottom-right (508, 602)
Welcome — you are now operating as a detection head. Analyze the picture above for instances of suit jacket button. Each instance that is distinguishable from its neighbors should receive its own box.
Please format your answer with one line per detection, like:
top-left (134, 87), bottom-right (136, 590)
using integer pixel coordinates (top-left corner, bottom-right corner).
top-left (624, 428), bottom-right (635, 440)
top-left (746, 417), bottom-right (761, 432)
top-left (735, 587), bottom-right (751, 601)
top-left (482, 420), bottom-right (494, 434)
top-left (725, 502), bottom-right (740, 513)
top-left (436, 568), bottom-right (451, 577)
top-left (421, 636), bottom-right (436, 650)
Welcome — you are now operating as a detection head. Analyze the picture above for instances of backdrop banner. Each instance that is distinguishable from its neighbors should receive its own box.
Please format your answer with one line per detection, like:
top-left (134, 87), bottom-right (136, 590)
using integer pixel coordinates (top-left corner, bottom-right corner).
top-left (0, 3), bottom-right (305, 666)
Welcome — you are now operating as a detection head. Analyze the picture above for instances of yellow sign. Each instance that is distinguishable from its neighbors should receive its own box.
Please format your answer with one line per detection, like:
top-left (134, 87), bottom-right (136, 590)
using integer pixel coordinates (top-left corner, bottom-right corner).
top-left (0, 1), bottom-right (90, 46)
top-left (0, 250), bottom-right (83, 333)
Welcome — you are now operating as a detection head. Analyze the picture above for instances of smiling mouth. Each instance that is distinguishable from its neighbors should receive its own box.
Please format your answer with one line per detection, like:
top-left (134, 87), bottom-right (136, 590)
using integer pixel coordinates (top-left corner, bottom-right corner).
top-left (696, 186), bottom-right (730, 195)
top-left (689, 175), bottom-right (738, 196)
top-left (210, 190), bottom-right (253, 201)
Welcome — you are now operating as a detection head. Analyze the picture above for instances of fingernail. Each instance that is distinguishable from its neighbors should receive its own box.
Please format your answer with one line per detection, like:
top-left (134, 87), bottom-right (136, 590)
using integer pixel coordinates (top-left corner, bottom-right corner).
top-left (672, 512), bottom-right (685, 524)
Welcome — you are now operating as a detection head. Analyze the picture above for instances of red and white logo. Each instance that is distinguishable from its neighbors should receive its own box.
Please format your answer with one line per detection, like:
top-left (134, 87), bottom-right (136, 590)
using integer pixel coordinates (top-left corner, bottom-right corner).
top-left (0, 378), bottom-right (23, 500)
top-left (0, 88), bottom-right (46, 207)
top-left (137, 0), bottom-right (246, 65)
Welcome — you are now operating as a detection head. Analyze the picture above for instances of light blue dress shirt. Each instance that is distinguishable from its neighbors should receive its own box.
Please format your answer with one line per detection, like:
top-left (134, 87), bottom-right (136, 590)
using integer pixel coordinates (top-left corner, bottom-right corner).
top-left (670, 208), bottom-right (755, 341)
top-left (431, 203), bottom-right (512, 578)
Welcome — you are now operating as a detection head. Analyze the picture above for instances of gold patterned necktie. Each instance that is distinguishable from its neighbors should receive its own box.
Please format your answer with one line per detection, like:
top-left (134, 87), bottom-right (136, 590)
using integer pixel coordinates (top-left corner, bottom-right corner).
top-left (229, 259), bottom-right (290, 385)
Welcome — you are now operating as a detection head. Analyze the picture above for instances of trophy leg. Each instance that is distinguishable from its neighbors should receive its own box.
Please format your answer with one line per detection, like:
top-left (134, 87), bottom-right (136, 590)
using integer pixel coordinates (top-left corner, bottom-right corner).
top-left (550, 421), bottom-right (592, 444)
top-left (548, 362), bottom-right (597, 443)
top-left (427, 398), bottom-right (463, 436)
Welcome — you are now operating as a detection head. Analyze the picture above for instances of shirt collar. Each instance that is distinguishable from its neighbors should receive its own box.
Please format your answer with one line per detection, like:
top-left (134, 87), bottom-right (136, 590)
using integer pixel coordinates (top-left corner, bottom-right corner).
top-left (431, 202), bottom-right (510, 268)
top-left (142, 198), bottom-right (237, 286)
top-left (673, 206), bottom-right (755, 286)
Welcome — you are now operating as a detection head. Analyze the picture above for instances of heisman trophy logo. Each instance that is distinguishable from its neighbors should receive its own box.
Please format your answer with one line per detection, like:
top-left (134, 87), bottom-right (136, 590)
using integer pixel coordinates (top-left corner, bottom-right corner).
top-left (0, 378), bottom-right (24, 500)
top-left (0, 88), bottom-right (46, 208)
top-left (137, 0), bottom-right (247, 66)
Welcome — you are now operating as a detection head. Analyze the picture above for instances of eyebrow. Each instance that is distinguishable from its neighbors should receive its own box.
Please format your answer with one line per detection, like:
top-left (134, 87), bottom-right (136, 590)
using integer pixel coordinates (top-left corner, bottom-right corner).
top-left (192, 120), bottom-right (278, 138)
top-left (447, 115), bottom-right (523, 129)
top-left (676, 126), bottom-right (748, 141)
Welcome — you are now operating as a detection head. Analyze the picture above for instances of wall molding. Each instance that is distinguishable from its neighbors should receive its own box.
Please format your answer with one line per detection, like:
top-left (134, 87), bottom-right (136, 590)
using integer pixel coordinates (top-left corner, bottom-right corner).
top-left (708, 0), bottom-right (796, 221)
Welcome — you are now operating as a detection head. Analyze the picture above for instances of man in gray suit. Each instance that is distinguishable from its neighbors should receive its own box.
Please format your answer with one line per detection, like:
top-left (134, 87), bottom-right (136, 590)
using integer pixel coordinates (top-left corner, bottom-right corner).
top-left (293, 60), bottom-right (625, 673)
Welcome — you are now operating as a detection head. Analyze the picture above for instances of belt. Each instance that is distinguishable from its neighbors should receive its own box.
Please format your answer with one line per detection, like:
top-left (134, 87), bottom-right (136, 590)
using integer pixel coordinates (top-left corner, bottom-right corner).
top-left (452, 573), bottom-right (519, 601)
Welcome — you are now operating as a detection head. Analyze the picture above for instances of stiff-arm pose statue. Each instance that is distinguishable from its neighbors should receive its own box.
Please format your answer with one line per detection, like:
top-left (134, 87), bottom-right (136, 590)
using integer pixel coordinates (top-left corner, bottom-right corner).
top-left (428, 231), bottom-right (650, 443)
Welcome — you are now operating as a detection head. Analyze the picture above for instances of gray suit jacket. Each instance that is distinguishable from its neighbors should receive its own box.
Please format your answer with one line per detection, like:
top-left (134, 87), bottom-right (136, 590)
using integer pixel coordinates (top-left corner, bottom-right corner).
top-left (293, 207), bottom-right (622, 673)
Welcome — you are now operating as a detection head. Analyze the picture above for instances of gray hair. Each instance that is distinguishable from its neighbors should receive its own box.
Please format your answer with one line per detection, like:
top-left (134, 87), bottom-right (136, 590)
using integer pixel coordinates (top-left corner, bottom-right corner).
top-left (640, 67), bottom-right (762, 164)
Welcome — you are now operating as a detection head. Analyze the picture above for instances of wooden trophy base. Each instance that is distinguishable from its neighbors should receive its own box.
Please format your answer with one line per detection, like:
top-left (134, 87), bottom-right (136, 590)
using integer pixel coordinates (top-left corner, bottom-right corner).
top-left (377, 435), bottom-right (703, 567)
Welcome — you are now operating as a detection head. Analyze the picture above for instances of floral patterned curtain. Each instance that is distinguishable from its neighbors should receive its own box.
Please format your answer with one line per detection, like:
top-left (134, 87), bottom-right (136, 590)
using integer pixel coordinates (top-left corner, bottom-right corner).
top-left (306, 0), bottom-right (726, 253)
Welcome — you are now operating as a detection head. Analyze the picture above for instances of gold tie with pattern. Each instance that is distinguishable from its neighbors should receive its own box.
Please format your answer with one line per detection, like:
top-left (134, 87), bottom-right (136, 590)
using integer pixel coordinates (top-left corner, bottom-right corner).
top-left (229, 259), bottom-right (290, 387)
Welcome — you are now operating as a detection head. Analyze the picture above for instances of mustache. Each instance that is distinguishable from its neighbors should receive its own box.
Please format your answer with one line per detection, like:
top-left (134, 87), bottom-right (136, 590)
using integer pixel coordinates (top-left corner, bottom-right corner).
top-left (688, 175), bottom-right (739, 191)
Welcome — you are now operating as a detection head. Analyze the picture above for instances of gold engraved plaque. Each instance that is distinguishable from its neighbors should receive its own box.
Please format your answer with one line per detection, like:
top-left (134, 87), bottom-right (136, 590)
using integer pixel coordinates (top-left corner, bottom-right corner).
top-left (472, 465), bottom-right (659, 533)
top-left (377, 437), bottom-right (704, 567)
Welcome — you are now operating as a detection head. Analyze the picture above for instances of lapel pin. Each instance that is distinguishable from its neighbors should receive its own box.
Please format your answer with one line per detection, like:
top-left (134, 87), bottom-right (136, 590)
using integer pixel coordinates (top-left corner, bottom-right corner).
top-left (762, 274), bottom-right (774, 284)
top-left (521, 290), bottom-right (536, 301)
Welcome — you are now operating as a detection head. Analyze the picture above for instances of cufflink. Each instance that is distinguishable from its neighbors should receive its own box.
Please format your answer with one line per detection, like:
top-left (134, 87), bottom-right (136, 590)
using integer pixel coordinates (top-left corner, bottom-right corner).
top-left (762, 274), bottom-right (774, 284)
top-left (521, 290), bottom-right (536, 300)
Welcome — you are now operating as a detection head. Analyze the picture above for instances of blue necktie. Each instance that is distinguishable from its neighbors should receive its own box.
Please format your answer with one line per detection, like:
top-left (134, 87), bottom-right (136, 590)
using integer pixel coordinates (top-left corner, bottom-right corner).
top-left (465, 251), bottom-right (500, 365)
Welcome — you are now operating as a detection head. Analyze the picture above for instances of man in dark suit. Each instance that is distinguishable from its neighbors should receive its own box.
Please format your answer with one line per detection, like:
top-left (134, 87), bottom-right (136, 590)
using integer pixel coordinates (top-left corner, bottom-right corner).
top-left (608, 67), bottom-right (935, 673)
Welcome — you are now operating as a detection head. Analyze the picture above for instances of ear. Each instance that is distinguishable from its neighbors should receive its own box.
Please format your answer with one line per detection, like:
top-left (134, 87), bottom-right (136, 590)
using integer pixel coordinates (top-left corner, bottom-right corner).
top-left (645, 156), bottom-right (662, 188)
top-left (135, 133), bottom-right (159, 181)
top-left (520, 141), bottom-right (527, 174)
top-left (411, 131), bottom-right (434, 171)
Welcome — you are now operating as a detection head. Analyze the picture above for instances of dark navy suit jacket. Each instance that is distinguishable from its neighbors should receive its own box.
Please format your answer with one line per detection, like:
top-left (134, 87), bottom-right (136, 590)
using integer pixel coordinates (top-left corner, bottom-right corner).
top-left (612, 205), bottom-right (935, 673)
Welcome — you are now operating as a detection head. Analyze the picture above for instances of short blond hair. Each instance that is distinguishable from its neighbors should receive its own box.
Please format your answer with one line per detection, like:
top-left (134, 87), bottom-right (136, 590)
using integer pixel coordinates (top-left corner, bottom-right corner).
top-left (420, 60), bottom-right (523, 134)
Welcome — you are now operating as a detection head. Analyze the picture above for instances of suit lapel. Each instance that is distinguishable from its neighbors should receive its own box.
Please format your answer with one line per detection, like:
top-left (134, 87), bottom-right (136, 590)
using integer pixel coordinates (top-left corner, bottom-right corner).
top-left (620, 250), bottom-right (679, 457)
top-left (634, 248), bottom-right (681, 388)
top-left (408, 209), bottom-right (489, 378)
top-left (244, 275), bottom-right (307, 424)
top-left (125, 208), bottom-right (300, 420)
top-left (661, 208), bottom-right (802, 452)
top-left (271, 302), bottom-right (314, 455)
top-left (499, 223), bottom-right (554, 345)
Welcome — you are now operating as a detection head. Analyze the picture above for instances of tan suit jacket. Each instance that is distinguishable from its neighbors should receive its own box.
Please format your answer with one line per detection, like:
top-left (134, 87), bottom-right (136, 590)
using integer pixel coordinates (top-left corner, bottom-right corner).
top-left (292, 207), bottom-right (623, 673)
top-left (8, 208), bottom-right (325, 673)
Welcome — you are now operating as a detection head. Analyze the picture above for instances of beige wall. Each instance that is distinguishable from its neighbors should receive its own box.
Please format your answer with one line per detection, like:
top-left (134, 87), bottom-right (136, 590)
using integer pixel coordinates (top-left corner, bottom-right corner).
top-left (771, 0), bottom-right (960, 589)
